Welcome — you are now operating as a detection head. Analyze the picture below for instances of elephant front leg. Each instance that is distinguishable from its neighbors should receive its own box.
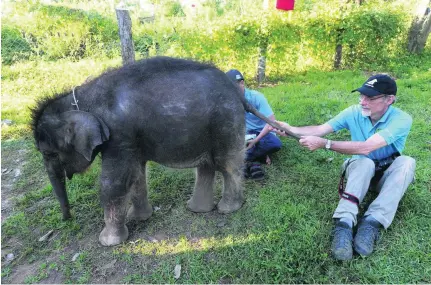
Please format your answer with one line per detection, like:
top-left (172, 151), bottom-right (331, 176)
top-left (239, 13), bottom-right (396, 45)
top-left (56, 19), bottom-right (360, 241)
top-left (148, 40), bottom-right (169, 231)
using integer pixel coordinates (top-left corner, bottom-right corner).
top-left (98, 161), bottom-right (130, 246)
top-left (127, 164), bottom-right (153, 221)
top-left (187, 164), bottom-right (215, 212)
top-left (99, 197), bottom-right (129, 246)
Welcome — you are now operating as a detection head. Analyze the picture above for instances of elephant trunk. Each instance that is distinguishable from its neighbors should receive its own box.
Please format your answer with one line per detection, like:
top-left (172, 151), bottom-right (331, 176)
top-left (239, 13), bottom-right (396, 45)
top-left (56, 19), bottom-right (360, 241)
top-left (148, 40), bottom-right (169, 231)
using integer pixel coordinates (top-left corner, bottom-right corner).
top-left (44, 157), bottom-right (72, 220)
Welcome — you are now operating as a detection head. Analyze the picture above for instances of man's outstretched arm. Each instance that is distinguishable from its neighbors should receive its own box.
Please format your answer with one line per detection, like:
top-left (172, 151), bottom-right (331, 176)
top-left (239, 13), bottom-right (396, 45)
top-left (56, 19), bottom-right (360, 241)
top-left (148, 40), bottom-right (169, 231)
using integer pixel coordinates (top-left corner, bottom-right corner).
top-left (271, 122), bottom-right (334, 137)
top-left (299, 133), bottom-right (387, 155)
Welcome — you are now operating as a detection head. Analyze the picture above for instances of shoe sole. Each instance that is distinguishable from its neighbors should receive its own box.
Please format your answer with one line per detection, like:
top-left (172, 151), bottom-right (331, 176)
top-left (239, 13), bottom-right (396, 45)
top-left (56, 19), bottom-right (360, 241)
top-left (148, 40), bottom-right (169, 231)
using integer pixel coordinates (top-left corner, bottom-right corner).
top-left (251, 176), bottom-right (265, 181)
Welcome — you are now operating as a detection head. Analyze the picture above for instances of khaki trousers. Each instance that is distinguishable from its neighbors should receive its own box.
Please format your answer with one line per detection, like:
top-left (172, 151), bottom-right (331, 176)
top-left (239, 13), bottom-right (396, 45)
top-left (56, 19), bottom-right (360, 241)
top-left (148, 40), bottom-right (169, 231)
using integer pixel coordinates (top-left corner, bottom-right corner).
top-left (332, 156), bottom-right (416, 229)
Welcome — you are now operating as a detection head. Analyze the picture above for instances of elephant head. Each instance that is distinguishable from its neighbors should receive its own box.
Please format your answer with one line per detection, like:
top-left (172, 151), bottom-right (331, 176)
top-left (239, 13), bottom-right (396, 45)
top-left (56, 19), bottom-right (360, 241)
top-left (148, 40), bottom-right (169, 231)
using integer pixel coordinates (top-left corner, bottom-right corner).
top-left (34, 110), bottom-right (110, 219)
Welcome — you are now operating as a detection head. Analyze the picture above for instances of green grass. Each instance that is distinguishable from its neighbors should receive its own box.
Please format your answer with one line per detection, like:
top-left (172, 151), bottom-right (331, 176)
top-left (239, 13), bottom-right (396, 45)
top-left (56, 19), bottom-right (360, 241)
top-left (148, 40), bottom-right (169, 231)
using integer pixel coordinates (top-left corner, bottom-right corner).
top-left (1, 57), bottom-right (430, 283)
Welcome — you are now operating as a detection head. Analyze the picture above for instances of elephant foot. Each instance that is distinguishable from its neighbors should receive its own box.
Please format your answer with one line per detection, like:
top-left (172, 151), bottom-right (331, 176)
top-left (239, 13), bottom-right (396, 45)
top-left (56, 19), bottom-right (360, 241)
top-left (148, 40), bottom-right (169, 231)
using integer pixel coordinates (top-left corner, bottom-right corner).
top-left (127, 205), bottom-right (153, 221)
top-left (217, 197), bottom-right (244, 214)
top-left (187, 197), bottom-right (215, 213)
top-left (99, 225), bottom-right (129, 246)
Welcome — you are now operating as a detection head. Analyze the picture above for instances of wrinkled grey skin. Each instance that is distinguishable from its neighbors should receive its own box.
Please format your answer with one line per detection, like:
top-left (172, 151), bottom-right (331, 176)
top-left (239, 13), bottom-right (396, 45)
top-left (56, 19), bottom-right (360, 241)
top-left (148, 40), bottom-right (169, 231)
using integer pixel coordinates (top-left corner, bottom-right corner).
top-left (31, 57), bottom-right (287, 246)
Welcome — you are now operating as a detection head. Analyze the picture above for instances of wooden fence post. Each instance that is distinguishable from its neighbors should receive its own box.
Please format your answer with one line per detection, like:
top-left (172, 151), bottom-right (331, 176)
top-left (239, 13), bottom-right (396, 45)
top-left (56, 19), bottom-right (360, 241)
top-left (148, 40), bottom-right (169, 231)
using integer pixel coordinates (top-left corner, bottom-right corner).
top-left (116, 7), bottom-right (135, 65)
top-left (256, 2), bottom-right (269, 86)
top-left (257, 47), bottom-right (266, 86)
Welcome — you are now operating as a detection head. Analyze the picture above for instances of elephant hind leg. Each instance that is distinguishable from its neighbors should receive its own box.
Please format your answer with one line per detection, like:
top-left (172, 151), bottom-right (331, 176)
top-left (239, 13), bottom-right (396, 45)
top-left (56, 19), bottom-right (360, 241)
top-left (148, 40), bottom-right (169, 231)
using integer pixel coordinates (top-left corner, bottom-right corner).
top-left (127, 163), bottom-right (153, 221)
top-left (216, 152), bottom-right (244, 214)
top-left (187, 164), bottom-right (215, 212)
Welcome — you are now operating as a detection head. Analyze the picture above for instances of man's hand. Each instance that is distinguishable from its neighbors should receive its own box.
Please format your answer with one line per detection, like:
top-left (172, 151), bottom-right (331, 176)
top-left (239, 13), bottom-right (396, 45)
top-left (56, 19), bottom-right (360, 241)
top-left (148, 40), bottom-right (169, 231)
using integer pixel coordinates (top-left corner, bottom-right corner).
top-left (269, 121), bottom-right (291, 137)
top-left (299, 136), bottom-right (326, 151)
top-left (246, 138), bottom-right (258, 150)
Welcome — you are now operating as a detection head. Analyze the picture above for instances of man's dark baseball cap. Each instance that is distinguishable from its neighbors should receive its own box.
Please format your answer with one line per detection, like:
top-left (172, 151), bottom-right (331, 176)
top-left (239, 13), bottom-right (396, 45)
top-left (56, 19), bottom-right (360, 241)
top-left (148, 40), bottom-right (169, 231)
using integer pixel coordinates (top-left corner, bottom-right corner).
top-left (352, 74), bottom-right (397, 97)
top-left (226, 69), bottom-right (244, 82)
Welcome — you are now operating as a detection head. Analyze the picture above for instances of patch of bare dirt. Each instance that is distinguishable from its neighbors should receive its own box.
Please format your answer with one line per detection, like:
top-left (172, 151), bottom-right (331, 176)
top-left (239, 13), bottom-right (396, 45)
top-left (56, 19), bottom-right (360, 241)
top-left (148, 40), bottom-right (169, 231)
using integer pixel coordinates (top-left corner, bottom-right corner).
top-left (1, 148), bottom-right (29, 222)
top-left (6, 262), bottom-right (40, 284)
top-left (1, 141), bottom-right (134, 284)
top-left (2, 146), bottom-right (29, 282)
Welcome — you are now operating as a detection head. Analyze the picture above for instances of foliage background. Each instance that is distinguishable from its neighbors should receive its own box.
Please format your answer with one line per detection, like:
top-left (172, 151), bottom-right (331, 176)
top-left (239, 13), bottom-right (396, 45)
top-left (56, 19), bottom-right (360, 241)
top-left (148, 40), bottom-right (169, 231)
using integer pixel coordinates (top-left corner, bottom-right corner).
top-left (2, 0), bottom-right (430, 74)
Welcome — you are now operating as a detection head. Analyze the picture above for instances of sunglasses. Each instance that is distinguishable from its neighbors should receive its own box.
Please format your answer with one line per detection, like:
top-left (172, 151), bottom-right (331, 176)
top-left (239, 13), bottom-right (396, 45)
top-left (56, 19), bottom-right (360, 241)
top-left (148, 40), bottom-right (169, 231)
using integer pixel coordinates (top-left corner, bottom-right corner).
top-left (359, 94), bottom-right (387, 102)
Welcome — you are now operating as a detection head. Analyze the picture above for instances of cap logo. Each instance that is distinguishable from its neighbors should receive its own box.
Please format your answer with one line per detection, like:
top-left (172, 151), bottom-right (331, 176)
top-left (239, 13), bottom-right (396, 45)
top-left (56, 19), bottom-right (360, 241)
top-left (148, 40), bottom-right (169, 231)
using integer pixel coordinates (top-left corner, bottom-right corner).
top-left (235, 74), bottom-right (242, 80)
top-left (365, 79), bottom-right (378, 87)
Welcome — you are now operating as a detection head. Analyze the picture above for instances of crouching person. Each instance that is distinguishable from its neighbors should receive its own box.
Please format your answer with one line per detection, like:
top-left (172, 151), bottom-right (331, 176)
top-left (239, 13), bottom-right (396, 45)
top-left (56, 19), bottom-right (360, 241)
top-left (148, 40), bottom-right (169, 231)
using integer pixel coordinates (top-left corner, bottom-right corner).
top-left (226, 69), bottom-right (282, 180)
top-left (272, 74), bottom-right (416, 260)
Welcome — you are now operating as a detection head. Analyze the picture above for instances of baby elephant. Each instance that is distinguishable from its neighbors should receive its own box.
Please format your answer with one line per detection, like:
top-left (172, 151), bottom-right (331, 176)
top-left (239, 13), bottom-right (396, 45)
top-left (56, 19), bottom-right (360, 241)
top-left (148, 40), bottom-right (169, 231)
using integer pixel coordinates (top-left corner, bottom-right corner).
top-left (31, 56), bottom-right (282, 246)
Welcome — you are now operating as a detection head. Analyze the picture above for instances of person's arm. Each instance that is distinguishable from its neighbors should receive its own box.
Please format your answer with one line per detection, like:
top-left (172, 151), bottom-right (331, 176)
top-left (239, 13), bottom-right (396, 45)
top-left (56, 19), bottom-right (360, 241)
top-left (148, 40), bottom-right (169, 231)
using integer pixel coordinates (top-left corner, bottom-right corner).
top-left (272, 122), bottom-right (334, 138)
top-left (299, 133), bottom-right (387, 155)
top-left (246, 115), bottom-right (275, 150)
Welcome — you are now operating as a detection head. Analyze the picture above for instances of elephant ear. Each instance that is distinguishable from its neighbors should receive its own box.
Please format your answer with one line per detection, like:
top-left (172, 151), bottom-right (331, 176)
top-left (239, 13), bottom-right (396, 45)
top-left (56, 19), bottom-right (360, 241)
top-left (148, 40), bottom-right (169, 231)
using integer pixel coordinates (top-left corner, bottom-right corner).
top-left (61, 110), bottom-right (110, 161)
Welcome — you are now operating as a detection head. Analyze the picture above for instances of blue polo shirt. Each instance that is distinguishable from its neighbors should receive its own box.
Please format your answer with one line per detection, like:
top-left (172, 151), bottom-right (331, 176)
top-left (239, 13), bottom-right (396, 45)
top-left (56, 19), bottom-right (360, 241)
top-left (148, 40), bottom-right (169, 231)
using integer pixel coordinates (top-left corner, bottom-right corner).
top-left (245, 88), bottom-right (273, 132)
top-left (327, 105), bottom-right (412, 161)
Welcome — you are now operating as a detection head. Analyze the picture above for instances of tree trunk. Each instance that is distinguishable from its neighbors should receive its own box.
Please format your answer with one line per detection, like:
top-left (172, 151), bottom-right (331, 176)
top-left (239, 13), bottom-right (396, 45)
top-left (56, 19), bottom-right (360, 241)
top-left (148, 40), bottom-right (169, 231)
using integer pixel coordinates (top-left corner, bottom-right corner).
top-left (333, 0), bottom-right (362, 69)
top-left (116, 8), bottom-right (135, 65)
top-left (334, 43), bottom-right (343, 69)
top-left (257, 47), bottom-right (266, 86)
top-left (407, 0), bottom-right (431, 54)
top-left (256, 1), bottom-right (269, 86)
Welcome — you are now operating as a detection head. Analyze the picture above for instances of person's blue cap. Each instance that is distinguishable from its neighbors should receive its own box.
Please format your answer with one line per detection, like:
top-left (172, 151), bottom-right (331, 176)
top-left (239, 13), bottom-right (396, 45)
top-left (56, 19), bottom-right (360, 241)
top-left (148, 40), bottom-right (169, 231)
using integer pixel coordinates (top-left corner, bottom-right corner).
top-left (226, 69), bottom-right (244, 82)
top-left (352, 74), bottom-right (397, 96)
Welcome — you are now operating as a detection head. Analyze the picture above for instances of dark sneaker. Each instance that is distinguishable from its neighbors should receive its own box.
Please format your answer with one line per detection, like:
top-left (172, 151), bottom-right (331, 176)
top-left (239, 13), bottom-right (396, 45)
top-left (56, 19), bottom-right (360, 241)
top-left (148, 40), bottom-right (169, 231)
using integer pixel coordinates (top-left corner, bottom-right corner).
top-left (249, 162), bottom-right (265, 180)
top-left (354, 217), bottom-right (381, 256)
top-left (331, 221), bottom-right (353, 261)
top-left (242, 162), bottom-right (251, 179)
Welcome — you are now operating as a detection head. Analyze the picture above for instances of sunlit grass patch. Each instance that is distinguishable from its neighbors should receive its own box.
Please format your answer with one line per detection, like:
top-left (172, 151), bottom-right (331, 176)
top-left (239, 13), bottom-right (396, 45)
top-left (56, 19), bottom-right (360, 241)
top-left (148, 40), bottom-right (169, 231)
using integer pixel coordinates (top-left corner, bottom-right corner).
top-left (1, 57), bottom-right (122, 140)
top-left (115, 233), bottom-right (267, 256)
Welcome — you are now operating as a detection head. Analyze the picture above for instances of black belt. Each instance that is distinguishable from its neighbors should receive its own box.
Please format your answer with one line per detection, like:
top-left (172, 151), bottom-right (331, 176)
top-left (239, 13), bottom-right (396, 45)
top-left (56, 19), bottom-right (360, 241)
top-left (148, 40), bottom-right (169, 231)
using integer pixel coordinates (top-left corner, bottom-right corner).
top-left (371, 152), bottom-right (400, 183)
top-left (338, 152), bottom-right (400, 206)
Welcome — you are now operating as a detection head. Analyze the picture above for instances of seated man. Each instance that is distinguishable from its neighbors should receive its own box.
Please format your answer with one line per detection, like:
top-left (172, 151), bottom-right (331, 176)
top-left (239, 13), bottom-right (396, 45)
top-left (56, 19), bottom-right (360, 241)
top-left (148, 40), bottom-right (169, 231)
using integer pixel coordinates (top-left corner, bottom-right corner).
top-left (226, 69), bottom-right (282, 180)
top-left (272, 74), bottom-right (416, 260)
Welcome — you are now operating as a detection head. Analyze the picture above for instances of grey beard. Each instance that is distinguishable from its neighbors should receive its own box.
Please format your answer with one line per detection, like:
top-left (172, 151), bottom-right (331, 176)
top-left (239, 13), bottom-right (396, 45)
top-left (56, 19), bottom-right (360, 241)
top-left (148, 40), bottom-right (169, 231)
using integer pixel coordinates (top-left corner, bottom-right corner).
top-left (361, 109), bottom-right (371, 117)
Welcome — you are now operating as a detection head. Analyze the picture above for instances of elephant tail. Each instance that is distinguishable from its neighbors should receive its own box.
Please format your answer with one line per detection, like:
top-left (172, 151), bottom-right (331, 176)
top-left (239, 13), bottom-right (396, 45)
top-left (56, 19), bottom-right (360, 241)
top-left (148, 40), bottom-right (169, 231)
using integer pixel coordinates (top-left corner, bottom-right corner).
top-left (241, 97), bottom-right (300, 140)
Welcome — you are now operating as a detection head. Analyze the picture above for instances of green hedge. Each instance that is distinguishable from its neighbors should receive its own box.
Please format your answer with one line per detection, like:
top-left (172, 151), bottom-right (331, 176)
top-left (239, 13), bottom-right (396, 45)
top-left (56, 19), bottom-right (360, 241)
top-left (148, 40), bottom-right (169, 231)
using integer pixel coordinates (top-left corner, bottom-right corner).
top-left (133, 4), bottom-right (421, 78)
top-left (2, 1), bottom-right (430, 79)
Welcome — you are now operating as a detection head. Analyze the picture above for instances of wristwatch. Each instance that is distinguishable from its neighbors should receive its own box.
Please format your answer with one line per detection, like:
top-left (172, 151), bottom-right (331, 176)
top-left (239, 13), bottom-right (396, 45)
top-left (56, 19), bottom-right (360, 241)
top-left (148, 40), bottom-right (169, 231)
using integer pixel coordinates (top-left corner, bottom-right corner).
top-left (325, 139), bottom-right (332, 150)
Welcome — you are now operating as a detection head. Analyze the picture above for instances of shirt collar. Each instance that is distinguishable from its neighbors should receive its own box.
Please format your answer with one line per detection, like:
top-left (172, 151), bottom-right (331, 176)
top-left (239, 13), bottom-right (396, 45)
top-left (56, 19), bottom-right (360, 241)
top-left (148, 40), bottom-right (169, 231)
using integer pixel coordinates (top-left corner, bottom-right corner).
top-left (377, 105), bottom-right (393, 124)
top-left (359, 105), bottom-right (393, 127)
